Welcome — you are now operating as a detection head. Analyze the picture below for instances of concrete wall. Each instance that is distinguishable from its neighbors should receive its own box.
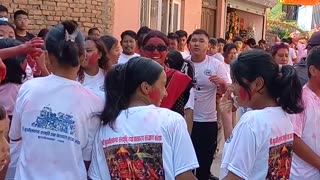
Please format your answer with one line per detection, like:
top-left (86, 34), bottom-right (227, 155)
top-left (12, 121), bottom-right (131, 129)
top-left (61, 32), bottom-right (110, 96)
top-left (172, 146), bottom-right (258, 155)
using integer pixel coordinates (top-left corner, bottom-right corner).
top-left (113, 0), bottom-right (140, 40)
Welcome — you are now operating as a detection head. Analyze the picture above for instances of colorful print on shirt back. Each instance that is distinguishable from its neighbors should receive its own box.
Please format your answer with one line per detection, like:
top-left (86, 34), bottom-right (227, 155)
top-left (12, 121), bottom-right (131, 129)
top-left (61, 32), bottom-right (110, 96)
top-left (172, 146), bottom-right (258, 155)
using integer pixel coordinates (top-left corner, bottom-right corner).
top-left (266, 134), bottom-right (294, 180)
top-left (103, 135), bottom-right (165, 180)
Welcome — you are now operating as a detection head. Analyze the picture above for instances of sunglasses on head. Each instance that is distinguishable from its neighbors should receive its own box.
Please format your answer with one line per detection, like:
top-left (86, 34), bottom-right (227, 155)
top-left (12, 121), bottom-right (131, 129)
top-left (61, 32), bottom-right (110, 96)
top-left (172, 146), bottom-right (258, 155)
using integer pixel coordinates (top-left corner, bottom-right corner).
top-left (144, 45), bottom-right (168, 52)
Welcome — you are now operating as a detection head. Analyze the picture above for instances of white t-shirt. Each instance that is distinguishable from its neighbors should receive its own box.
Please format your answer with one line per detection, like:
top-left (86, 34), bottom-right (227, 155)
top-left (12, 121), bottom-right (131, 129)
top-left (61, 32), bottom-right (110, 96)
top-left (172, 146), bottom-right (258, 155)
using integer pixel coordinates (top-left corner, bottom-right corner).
top-left (184, 88), bottom-right (195, 110)
top-left (223, 63), bottom-right (232, 84)
top-left (180, 50), bottom-right (190, 60)
top-left (9, 75), bottom-right (103, 180)
top-left (118, 52), bottom-right (140, 64)
top-left (188, 56), bottom-right (229, 122)
top-left (212, 53), bottom-right (224, 62)
top-left (220, 107), bottom-right (294, 180)
top-left (290, 86), bottom-right (320, 180)
top-left (82, 68), bottom-right (106, 100)
top-left (288, 48), bottom-right (297, 65)
top-left (88, 105), bottom-right (199, 180)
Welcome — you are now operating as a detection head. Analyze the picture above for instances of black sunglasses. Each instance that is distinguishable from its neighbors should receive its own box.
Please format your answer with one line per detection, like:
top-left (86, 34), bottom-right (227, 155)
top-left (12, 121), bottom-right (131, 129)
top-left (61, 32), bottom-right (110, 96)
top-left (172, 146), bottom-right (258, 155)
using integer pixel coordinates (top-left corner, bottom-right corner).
top-left (144, 45), bottom-right (168, 52)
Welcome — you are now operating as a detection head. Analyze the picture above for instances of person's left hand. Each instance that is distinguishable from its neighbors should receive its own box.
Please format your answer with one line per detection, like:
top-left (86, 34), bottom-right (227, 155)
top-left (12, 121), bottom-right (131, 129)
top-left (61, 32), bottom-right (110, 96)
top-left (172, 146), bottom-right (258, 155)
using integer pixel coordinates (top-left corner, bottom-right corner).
top-left (20, 38), bottom-right (44, 57)
top-left (209, 75), bottom-right (225, 86)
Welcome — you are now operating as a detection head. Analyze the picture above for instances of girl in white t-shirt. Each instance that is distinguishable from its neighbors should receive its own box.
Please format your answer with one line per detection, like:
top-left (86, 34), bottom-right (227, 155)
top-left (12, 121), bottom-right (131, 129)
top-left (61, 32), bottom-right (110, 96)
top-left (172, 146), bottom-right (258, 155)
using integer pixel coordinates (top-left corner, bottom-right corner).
top-left (9, 20), bottom-right (103, 180)
top-left (89, 57), bottom-right (199, 180)
top-left (78, 37), bottom-right (110, 100)
top-left (219, 50), bottom-right (304, 180)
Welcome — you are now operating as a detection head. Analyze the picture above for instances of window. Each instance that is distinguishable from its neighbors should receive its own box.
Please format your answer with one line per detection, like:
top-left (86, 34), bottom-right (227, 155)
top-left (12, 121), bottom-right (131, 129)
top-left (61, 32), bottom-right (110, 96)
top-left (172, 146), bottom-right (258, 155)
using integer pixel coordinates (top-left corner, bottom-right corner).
top-left (140, 0), bottom-right (181, 34)
top-left (282, 4), bottom-right (299, 21)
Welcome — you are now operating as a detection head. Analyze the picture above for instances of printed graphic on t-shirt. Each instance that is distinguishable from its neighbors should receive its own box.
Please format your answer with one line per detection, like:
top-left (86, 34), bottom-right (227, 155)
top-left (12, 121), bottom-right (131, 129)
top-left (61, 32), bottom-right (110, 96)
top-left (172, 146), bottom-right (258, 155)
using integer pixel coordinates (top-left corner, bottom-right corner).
top-left (204, 69), bottom-right (212, 76)
top-left (103, 135), bottom-right (164, 180)
top-left (22, 106), bottom-right (80, 144)
top-left (266, 134), bottom-right (294, 180)
top-left (99, 85), bottom-right (105, 92)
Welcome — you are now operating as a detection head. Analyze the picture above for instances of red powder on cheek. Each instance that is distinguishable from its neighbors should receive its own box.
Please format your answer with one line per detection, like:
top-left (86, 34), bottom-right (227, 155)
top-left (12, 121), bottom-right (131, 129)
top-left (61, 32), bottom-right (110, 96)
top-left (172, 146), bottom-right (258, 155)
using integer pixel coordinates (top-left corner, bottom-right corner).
top-left (149, 89), bottom-right (161, 106)
top-left (239, 88), bottom-right (248, 101)
top-left (89, 53), bottom-right (99, 65)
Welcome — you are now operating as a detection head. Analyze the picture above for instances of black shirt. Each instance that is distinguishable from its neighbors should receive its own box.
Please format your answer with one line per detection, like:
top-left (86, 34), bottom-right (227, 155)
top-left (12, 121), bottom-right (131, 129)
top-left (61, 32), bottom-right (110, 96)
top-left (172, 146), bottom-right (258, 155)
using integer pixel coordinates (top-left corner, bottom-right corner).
top-left (294, 57), bottom-right (308, 86)
top-left (15, 32), bottom-right (35, 43)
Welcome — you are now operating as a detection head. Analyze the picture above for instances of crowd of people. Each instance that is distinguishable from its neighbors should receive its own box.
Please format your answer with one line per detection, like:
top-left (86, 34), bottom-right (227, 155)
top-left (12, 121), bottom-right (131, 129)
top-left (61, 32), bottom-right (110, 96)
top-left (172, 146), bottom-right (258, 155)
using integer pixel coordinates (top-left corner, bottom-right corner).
top-left (0, 4), bottom-right (319, 180)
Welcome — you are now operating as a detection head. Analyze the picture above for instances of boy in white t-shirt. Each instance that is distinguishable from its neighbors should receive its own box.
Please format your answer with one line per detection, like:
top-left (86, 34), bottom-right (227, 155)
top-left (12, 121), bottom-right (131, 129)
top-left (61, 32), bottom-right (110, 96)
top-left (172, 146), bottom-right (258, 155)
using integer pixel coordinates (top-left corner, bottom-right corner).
top-left (118, 30), bottom-right (140, 64)
top-left (290, 46), bottom-right (320, 180)
top-left (188, 29), bottom-right (229, 180)
top-left (176, 30), bottom-right (190, 59)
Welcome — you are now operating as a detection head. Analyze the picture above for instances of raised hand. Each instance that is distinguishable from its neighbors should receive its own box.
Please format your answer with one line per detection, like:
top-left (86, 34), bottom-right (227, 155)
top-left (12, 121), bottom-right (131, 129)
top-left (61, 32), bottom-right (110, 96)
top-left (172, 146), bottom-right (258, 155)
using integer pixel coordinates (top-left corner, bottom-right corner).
top-left (20, 38), bottom-right (44, 57)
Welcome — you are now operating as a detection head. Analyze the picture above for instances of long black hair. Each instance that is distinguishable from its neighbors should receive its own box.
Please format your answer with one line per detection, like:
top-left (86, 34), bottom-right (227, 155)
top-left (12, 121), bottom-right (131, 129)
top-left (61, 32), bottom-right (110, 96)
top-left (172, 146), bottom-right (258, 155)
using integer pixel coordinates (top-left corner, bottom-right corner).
top-left (0, 38), bottom-right (26, 84)
top-left (100, 57), bottom-right (163, 128)
top-left (231, 50), bottom-right (303, 114)
top-left (45, 20), bottom-right (85, 67)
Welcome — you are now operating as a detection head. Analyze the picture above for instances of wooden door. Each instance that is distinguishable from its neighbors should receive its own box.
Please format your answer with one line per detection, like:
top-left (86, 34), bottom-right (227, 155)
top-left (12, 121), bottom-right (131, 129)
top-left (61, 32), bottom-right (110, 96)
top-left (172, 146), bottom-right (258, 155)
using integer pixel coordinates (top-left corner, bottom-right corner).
top-left (201, 7), bottom-right (216, 38)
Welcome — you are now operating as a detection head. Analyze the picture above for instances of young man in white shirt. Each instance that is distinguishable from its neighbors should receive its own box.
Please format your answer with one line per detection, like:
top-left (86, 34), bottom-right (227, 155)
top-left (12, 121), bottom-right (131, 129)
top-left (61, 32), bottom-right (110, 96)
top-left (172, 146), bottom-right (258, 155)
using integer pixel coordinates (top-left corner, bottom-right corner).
top-left (290, 46), bottom-right (320, 180)
top-left (176, 30), bottom-right (190, 59)
top-left (118, 30), bottom-right (140, 64)
top-left (187, 29), bottom-right (229, 180)
top-left (207, 38), bottom-right (224, 62)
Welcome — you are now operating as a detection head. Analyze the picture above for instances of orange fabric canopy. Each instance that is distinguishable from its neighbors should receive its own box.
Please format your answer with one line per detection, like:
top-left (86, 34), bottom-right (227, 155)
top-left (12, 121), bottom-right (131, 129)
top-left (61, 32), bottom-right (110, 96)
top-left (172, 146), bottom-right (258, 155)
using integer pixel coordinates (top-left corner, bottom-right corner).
top-left (280, 0), bottom-right (320, 5)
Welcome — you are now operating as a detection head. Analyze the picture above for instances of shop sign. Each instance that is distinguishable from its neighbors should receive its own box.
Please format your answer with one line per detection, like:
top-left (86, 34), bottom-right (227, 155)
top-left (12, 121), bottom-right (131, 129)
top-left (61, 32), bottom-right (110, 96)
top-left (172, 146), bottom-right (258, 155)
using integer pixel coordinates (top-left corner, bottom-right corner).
top-left (280, 0), bottom-right (320, 6)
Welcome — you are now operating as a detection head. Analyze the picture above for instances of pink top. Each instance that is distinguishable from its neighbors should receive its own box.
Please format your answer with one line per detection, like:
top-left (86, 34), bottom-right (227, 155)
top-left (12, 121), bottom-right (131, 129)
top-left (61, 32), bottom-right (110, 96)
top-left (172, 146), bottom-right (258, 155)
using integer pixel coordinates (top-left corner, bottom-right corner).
top-left (290, 85), bottom-right (320, 179)
top-left (0, 83), bottom-right (21, 116)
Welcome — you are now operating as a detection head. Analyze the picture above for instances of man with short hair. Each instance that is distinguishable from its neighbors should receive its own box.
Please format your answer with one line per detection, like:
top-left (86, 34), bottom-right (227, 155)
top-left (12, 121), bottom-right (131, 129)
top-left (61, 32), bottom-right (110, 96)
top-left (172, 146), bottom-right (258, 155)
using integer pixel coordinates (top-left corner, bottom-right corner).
top-left (118, 30), bottom-right (139, 64)
top-left (290, 45), bottom-right (320, 180)
top-left (13, 10), bottom-right (35, 43)
top-left (0, 5), bottom-right (8, 20)
top-left (217, 38), bottom-right (226, 54)
top-left (176, 30), bottom-right (190, 59)
top-left (167, 32), bottom-right (179, 51)
top-left (187, 29), bottom-right (229, 180)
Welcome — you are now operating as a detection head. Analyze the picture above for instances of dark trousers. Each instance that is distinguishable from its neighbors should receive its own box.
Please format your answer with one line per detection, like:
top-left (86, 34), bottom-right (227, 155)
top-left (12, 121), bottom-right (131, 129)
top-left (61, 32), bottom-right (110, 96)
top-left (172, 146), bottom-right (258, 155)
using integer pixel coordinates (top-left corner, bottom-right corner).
top-left (191, 121), bottom-right (218, 180)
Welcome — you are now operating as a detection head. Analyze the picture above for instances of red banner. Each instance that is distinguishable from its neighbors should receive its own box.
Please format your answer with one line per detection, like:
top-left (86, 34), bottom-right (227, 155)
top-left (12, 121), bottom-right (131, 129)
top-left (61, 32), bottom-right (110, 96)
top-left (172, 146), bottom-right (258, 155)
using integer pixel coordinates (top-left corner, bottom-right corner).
top-left (280, 0), bottom-right (320, 5)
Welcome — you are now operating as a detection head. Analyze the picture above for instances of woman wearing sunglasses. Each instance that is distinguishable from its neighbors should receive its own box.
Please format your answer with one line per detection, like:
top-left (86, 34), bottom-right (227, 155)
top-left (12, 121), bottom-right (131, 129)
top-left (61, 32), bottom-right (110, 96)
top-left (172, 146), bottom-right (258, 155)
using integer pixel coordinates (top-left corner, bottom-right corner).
top-left (140, 31), bottom-right (193, 116)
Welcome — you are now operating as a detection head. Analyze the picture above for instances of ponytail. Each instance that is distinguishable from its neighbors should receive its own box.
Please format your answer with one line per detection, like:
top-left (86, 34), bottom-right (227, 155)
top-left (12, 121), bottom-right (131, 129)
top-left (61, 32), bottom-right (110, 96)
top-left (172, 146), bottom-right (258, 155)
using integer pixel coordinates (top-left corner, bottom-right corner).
top-left (232, 50), bottom-right (304, 114)
top-left (100, 57), bottom-right (163, 129)
top-left (273, 65), bottom-right (304, 114)
top-left (100, 63), bottom-right (129, 128)
top-left (46, 20), bottom-right (85, 68)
